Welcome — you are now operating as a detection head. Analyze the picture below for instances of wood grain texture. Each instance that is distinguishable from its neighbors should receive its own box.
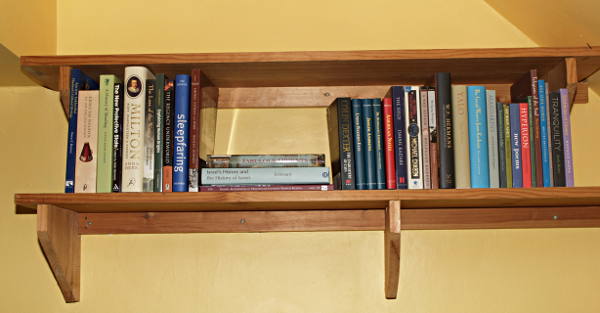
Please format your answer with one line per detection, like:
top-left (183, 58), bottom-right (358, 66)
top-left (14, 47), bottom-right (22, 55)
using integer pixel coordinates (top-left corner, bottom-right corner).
top-left (58, 66), bottom-right (71, 118)
top-left (385, 200), bottom-right (401, 299)
top-left (37, 204), bottom-right (80, 302)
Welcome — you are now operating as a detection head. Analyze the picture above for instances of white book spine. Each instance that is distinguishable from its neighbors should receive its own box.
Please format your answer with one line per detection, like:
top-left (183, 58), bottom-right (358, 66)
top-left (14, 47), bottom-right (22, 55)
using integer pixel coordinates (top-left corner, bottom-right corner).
top-left (75, 90), bottom-right (99, 193)
top-left (405, 86), bottom-right (424, 189)
top-left (121, 66), bottom-right (155, 192)
top-left (486, 90), bottom-right (499, 188)
top-left (452, 85), bottom-right (471, 189)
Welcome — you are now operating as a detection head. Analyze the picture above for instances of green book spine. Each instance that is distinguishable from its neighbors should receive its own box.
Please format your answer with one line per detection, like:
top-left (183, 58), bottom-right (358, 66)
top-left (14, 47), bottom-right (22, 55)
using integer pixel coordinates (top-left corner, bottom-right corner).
top-left (97, 75), bottom-right (118, 193)
top-left (503, 103), bottom-right (512, 188)
top-left (528, 96), bottom-right (537, 187)
top-left (154, 74), bottom-right (166, 192)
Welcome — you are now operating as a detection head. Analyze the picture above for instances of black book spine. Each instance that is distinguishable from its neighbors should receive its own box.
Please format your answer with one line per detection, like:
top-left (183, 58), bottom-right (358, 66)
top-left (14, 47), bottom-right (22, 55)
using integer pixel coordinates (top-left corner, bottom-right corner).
top-left (497, 102), bottom-right (507, 188)
top-left (163, 81), bottom-right (174, 167)
top-left (111, 83), bottom-right (124, 192)
top-left (549, 92), bottom-right (565, 186)
top-left (435, 72), bottom-right (455, 188)
top-left (337, 98), bottom-right (355, 189)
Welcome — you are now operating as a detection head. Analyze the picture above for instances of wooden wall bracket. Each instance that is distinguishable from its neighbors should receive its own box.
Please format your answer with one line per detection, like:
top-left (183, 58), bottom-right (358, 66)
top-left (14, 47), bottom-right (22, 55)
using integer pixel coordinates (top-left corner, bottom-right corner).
top-left (384, 200), bottom-right (401, 299)
top-left (37, 204), bottom-right (81, 302)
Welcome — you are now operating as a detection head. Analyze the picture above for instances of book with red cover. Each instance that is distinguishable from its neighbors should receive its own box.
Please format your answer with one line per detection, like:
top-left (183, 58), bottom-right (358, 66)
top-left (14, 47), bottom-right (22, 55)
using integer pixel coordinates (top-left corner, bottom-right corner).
top-left (199, 185), bottom-right (334, 192)
top-left (382, 98), bottom-right (396, 189)
top-left (519, 102), bottom-right (532, 187)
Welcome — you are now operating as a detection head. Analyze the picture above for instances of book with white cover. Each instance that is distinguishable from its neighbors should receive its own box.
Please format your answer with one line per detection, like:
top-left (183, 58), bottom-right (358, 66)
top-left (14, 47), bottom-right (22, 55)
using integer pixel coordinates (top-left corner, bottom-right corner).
top-left (75, 90), bottom-right (99, 193)
top-left (405, 86), bottom-right (423, 189)
top-left (451, 85), bottom-right (470, 189)
top-left (486, 90), bottom-right (499, 188)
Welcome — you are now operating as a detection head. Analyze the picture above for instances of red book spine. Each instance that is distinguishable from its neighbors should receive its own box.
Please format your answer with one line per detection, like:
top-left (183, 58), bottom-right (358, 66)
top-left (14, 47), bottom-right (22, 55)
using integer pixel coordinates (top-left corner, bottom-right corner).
top-left (383, 98), bottom-right (397, 189)
top-left (519, 102), bottom-right (532, 187)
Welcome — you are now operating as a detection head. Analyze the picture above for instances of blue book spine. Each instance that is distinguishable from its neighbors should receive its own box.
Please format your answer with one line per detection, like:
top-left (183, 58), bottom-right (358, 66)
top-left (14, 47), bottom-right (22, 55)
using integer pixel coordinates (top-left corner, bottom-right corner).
top-left (64, 69), bottom-right (98, 193)
top-left (173, 74), bottom-right (191, 192)
top-left (391, 86), bottom-right (408, 189)
top-left (510, 103), bottom-right (523, 188)
top-left (467, 86), bottom-right (490, 188)
top-left (351, 99), bottom-right (366, 190)
top-left (372, 98), bottom-right (386, 189)
top-left (538, 80), bottom-right (551, 187)
top-left (361, 99), bottom-right (377, 190)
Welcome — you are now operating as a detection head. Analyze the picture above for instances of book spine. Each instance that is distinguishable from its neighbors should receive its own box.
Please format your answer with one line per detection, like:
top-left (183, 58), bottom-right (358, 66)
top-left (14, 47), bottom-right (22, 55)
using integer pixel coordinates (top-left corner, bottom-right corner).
top-left (74, 90), bottom-right (99, 193)
top-left (391, 87), bottom-right (407, 189)
top-left (188, 69), bottom-right (201, 192)
top-left (406, 87), bottom-right (423, 189)
top-left (122, 66), bottom-right (154, 192)
top-left (143, 79), bottom-right (156, 192)
top-left (486, 90), bottom-right (499, 188)
top-left (173, 74), bottom-right (191, 192)
top-left (361, 99), bottom-right (377, 190)
top-left (560, 89), bottom-right (574, 187)
top-left (201, 167), bottom-right (331, 185)
top-left (520, 102), bottom-right (532, 187)
top-left (208, 154), bottom-right (326, 168)
top-left (337, 98), bottom-right (355, 189)
top-left (372, 98), bottom-right (386, 190)
top-left (162, 80), bottom-right (174, 192)
top-left (496, 102), bottom-right (507, 188)
top-left (153, 74), bottom-right (165, 192)
top-left (436, 73), bottom-right (455, 189)
top-left (545, 83), bottom-right (554, 187)
top-left (549, 92), bottom-right (565, 186)
top-left (528, 97), bottom-right (537, 187)
top-left (111, 83), bottom-right (124, 192)
top-left (427, 89), bottom-right (439, 189)
top-left (503, 104), bottom-right (513, 188)
top-left (383, 98), bottom-right (397, 189)
top-left (97, 75), bottom-right (116, 193)
top-left (467, 86), bottom-right (489, 188)
top-left (538, 80), bottom-right (552, 187)
top-left (531, 74), bottom-right (543, 187)
top-left (510, 103), bottom-right (523, 188)
top-left (420, 89), bottom-right (431, 189)
top-left (200, 184), bottom-right (334, 192)
top-left (452, 85), bottom-right (470, 189)
top-left (351, 99), bottom-right (366, 190)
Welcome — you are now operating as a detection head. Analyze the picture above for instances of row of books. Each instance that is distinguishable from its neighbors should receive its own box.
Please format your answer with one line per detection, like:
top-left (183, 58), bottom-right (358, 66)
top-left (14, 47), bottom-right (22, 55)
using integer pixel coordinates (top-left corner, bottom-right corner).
top-left (329, 71), bottom-right (574, 189)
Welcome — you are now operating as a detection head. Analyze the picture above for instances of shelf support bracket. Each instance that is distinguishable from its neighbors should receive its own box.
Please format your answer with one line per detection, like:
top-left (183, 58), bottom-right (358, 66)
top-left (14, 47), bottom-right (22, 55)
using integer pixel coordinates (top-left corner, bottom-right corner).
top-left (384, 200), bottom-right (401, 299)
top-left (37, 204), bottom-right (81, 302)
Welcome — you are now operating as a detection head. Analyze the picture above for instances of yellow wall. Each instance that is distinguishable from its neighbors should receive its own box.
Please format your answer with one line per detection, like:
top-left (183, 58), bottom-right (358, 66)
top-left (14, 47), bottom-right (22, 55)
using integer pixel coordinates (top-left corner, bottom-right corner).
top-left (0, 0), bottom-right (56, 55)
top-left (2, 0), bottom-right (600, 312)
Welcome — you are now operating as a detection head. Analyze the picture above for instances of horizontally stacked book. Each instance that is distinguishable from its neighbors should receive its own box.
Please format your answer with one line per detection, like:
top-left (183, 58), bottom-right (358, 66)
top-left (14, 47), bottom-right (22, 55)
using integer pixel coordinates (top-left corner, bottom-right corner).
top-left (329, 71), bottom-right (574, 190)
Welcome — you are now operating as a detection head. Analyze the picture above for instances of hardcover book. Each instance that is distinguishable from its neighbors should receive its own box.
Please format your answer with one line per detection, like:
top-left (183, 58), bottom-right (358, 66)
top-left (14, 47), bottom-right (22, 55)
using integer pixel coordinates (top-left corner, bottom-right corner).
top-left (467, 86), bottom-right (489, 188)
top-left (509, 103), bottom-right (522, 188)
top-left (97, 75), bottom-right (119, 193)
top-left (435, 73), bottom-right (455, 189)
top-left (390, 87), bottom-right (407, 189)
top-left (75, 90), bottom-right (99, 193)
top-left (520, 102), bottom-right (532, 188)
top-left (207, 154), bottom-right (326, 168)
top-left (538, 80), bottom-right (552, 187)
top-left (427, 88), bottom-right (439, 189)
top-left (372, 98), bottom-right (386, 190)
top-left (560, 89), bottom-right (574, 186)
top-left (361, 99), bottom-right (377, 190)
top-left (383, 97), bottom-right (397, 189)
top-left (528, 97), bottom-right (537, 187)
top-left (143, 79), bottom-right (156, 192)
top-left (199, 185), bottom-right (334, 192)
top-left (351, 99), bottom-right (366, 189)
top-left (405, 87), bottom-right (423, 189)
top-left (153, 74), bottom-right (166, 192)
top-left (173, 74), bottom-right (191, 192)
top-left (111, 82), bottom-right (124, 192)
top-left (162, 80), bottom-right (175, 192)
top-left (496, 102), bottom-right (507, 188)
top-left (420, 89), bottom-right (431, 189)
top-left (545, 82), bottom-right (554, 186)
top-left (486, 90), bottom-right (499, 188)
top-left (549, 92), bottom-right (565, 186)
top-left (121, 66), bottom-right (155, 192)
top-left (452, 85), bottom-right (470, 189)
top-left (327, 98), bottom-right (355, 190)
top-left (200, 167), bottom-right (331, 185)
top-left (503, 103), bottom-right (513, 188)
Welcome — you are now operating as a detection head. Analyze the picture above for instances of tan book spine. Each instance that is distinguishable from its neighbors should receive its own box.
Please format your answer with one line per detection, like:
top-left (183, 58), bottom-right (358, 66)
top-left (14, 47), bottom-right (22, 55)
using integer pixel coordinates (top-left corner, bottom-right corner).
top-left (451, 85), bottom-right (470, 189)
top-left (75, 90), bottom-right (99, 193)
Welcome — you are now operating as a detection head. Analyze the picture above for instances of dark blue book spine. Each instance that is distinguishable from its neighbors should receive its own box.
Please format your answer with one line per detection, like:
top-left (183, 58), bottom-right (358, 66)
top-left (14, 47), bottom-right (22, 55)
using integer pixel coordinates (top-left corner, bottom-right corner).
top-left (372, 98), bottom-right (386, 189)
top-left (173, 74), bottom-right (191, 192)
top-left (510, 103), bottom-right (523, 188)
top-left (391, 86), bottom-right (408, 189)
top-left (361, 99), bottom-right (377, 190)
top-left (64, 69), bottom-right (98, 193)
top-left (351, 99), bottom-right (366, 190)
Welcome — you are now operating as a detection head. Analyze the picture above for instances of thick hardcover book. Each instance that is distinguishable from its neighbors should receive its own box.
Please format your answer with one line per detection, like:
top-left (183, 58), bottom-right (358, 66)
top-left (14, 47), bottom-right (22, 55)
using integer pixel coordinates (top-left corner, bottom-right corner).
top-left (545, 82), bottom-right (554, 186)
top-left (65, 69), bottom-right (98, 193)
top-left (111, 83), bottom-right (124, 192)
top-left (452, 85), bottom-right (470, 189)
top-left (406, 87), bottom-right (423, 189)
top-left (75, 90), bottom-right (99, 193)
top-left (503, 104), bottom-right (513, 188)
top-left (200, 167), bottom-right (331, 185)
top-left (122, 66), bottom-right (154, 192)
top-left (372, 98), bottom-right (386, 190)
top-left (486, 90), bottom-right (499, 188)
top-left (143, 79), bottom-right (156, 192)
top-left (173, 74), bottom-right (191, 192)
top-left (383, 98), bottom-right (397, 189)
top-left (549, 92), bottom-right (565, 186)
top-left (162, 80), bottom-right (175, 192)
top-left (519, 102), bottom-right (532, 187)
top-left (538, 80), bottom-right (551, 187)
top-left (509, 103), bottom-right (523, 188)
top-left (351, 99), bottom-right (366, 190)
top-left (208, 154), bottom-right (326, 168)
top-left (153, 74), bottom-right (166, 192)
top-left (327, 98), bottom-right (355, 189)
top-left (199, 185), bottom-right (334, 192)
top-left (496, 102), bottom-right (507, 188)
top-left (560, 89), bottom-right (574, 187)
top-left (390, 87), bottom-right (408, 189)
top-left (361, 99), bottom-right (377, 190)
top-left (435, 73), bottom-right (455, 189)
top-left (419, 89), bottom-right (431, 189)
top-left (427, 88), bottom-right (439, 189)
top-left (189, 70), bottom-right (202, 192)
top-left (467, 86), bottom-right (489, 188)
top-left (527, 97), bottom-right (537, 187)
top-left (97, 75), bottom-right (118, 193)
